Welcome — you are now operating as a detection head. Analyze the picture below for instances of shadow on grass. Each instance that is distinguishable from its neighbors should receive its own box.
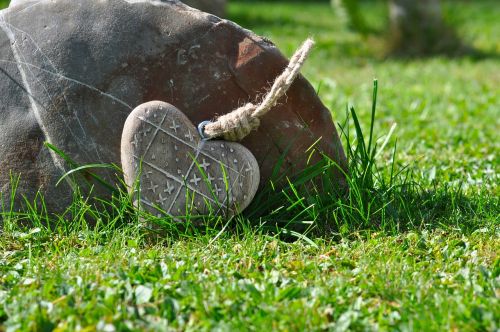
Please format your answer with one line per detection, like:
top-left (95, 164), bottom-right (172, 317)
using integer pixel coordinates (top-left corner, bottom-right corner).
top-left (240, 157), bottom-right (497, 243)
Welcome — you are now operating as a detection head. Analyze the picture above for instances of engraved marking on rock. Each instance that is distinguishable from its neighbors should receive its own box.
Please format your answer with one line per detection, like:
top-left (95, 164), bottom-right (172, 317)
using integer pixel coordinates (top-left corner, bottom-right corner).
top-left (215, 165), bottom-right (247, 215)
top-left (170, 120), bottom-right (180, 133)
top-left (140, 111), bottom-right (169, 160)
top-left (164, 182), bottom-right (175, 195)
top-left (141, 127), bottom-right (152, 137)
top-left (185, 130), bottom-right (194, 142)
top-left (4, 23), bottom-right (85, 154)
top-left (214, 183), bottom-right (222, 195)
top-left (198, 94), bottom-right (210, 105)
top-left (177, 49), bottom-right (188, 65)
top-left (188, 45), bottom-right (201, 59)
top-left (140, 159), bottom-right (220, 207)
top-left (149, 183), bottom-right (158, 193)
top-left (0, 19), bottom-right (73, 186)
top-left (140, 118), bottom-right (241, 174)
top-left (177, 45), bottom-right (201, 65)
top-left (167, 141), bottom-right (206, 213)
top-left (206, 173), bottom-right (215, 183)
top-left (0, 47), bottom-right (133, 110)
top-left (169, 79), bottom-right (174, 100)
top-left (190, 174), bottom-right (202, 186)
top-left (140, 199), bottom-right (155, 209)
top-left (131, 135), bottom-right (138, 148)
top-left (159, 193), bottom-right (169, 205)
top-left (1, 22), bottom-right (109, 165)
top-left (200, 159), bottom-right (210, 171)
top-left (140, 198), bottom-right (167, 215)
top-left (133, 111), bottom-right (257, 217)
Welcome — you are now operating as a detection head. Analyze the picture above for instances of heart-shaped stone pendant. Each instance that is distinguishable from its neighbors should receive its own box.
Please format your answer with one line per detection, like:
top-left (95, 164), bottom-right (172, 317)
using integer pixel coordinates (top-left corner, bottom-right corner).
top-left (121, 101), bottom-right (260, 218)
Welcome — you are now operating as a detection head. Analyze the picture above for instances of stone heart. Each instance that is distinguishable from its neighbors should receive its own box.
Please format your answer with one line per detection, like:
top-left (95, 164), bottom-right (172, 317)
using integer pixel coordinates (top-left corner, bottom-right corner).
top-left (121, 101), bottom-right (260, 217)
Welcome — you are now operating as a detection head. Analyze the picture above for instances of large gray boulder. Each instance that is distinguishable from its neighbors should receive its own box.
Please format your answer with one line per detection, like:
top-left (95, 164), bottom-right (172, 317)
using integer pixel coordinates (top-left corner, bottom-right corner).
top-left (0, 0), bottom-right (347, 214)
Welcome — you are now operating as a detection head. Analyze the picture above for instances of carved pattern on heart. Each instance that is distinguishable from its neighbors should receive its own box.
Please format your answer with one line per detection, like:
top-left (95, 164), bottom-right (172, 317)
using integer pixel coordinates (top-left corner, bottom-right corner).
top-left (121, 101), bottom-right (260, 218)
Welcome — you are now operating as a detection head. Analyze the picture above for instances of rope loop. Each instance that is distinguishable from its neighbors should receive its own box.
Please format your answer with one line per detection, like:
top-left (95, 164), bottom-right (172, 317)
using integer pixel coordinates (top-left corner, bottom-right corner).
top-left (201, 38), bottom-right (314, 141)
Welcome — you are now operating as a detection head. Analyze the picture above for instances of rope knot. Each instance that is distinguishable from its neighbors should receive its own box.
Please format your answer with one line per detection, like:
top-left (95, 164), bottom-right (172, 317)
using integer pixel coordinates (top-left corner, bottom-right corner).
top-left (204, 103), bottom-right (260, 141)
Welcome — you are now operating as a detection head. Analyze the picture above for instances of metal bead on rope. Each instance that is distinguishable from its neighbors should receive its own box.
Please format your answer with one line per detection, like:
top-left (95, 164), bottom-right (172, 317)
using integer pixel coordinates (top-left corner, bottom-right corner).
top-left (199, 38), bottom-right (315, 141)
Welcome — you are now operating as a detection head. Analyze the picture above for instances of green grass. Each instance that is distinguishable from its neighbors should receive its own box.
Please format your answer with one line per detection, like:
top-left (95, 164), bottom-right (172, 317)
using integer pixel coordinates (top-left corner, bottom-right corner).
top-left (1, 1), bottom-right (499, 331)
top-left (1, 225), bottom-right (498, 331)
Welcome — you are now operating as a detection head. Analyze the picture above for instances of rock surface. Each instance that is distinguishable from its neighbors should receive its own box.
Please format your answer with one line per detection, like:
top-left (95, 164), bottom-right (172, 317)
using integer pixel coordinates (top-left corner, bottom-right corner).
top-left (0, 0), bottom-right (347, 214)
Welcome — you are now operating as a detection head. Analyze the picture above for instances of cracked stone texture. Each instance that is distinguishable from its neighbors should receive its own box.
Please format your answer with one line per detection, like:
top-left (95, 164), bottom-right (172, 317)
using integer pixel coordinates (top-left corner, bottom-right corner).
top-left (0, 0), bottom-right (347, 214)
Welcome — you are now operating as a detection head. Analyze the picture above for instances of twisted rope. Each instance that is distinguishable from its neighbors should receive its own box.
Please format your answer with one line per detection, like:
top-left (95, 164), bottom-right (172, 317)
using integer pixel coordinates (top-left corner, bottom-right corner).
top-left (201, 38), bottom-right (315, 141)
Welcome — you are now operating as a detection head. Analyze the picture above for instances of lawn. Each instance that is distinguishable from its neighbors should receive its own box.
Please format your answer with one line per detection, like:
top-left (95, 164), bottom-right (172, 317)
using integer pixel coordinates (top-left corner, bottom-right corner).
top-left (1, 1), bottom-right (499, 331)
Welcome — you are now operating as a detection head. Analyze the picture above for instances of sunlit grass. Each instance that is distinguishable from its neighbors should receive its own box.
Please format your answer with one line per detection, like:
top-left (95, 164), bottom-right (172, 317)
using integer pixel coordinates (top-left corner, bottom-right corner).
top-left (0, 0), bottom-right (498, 330)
